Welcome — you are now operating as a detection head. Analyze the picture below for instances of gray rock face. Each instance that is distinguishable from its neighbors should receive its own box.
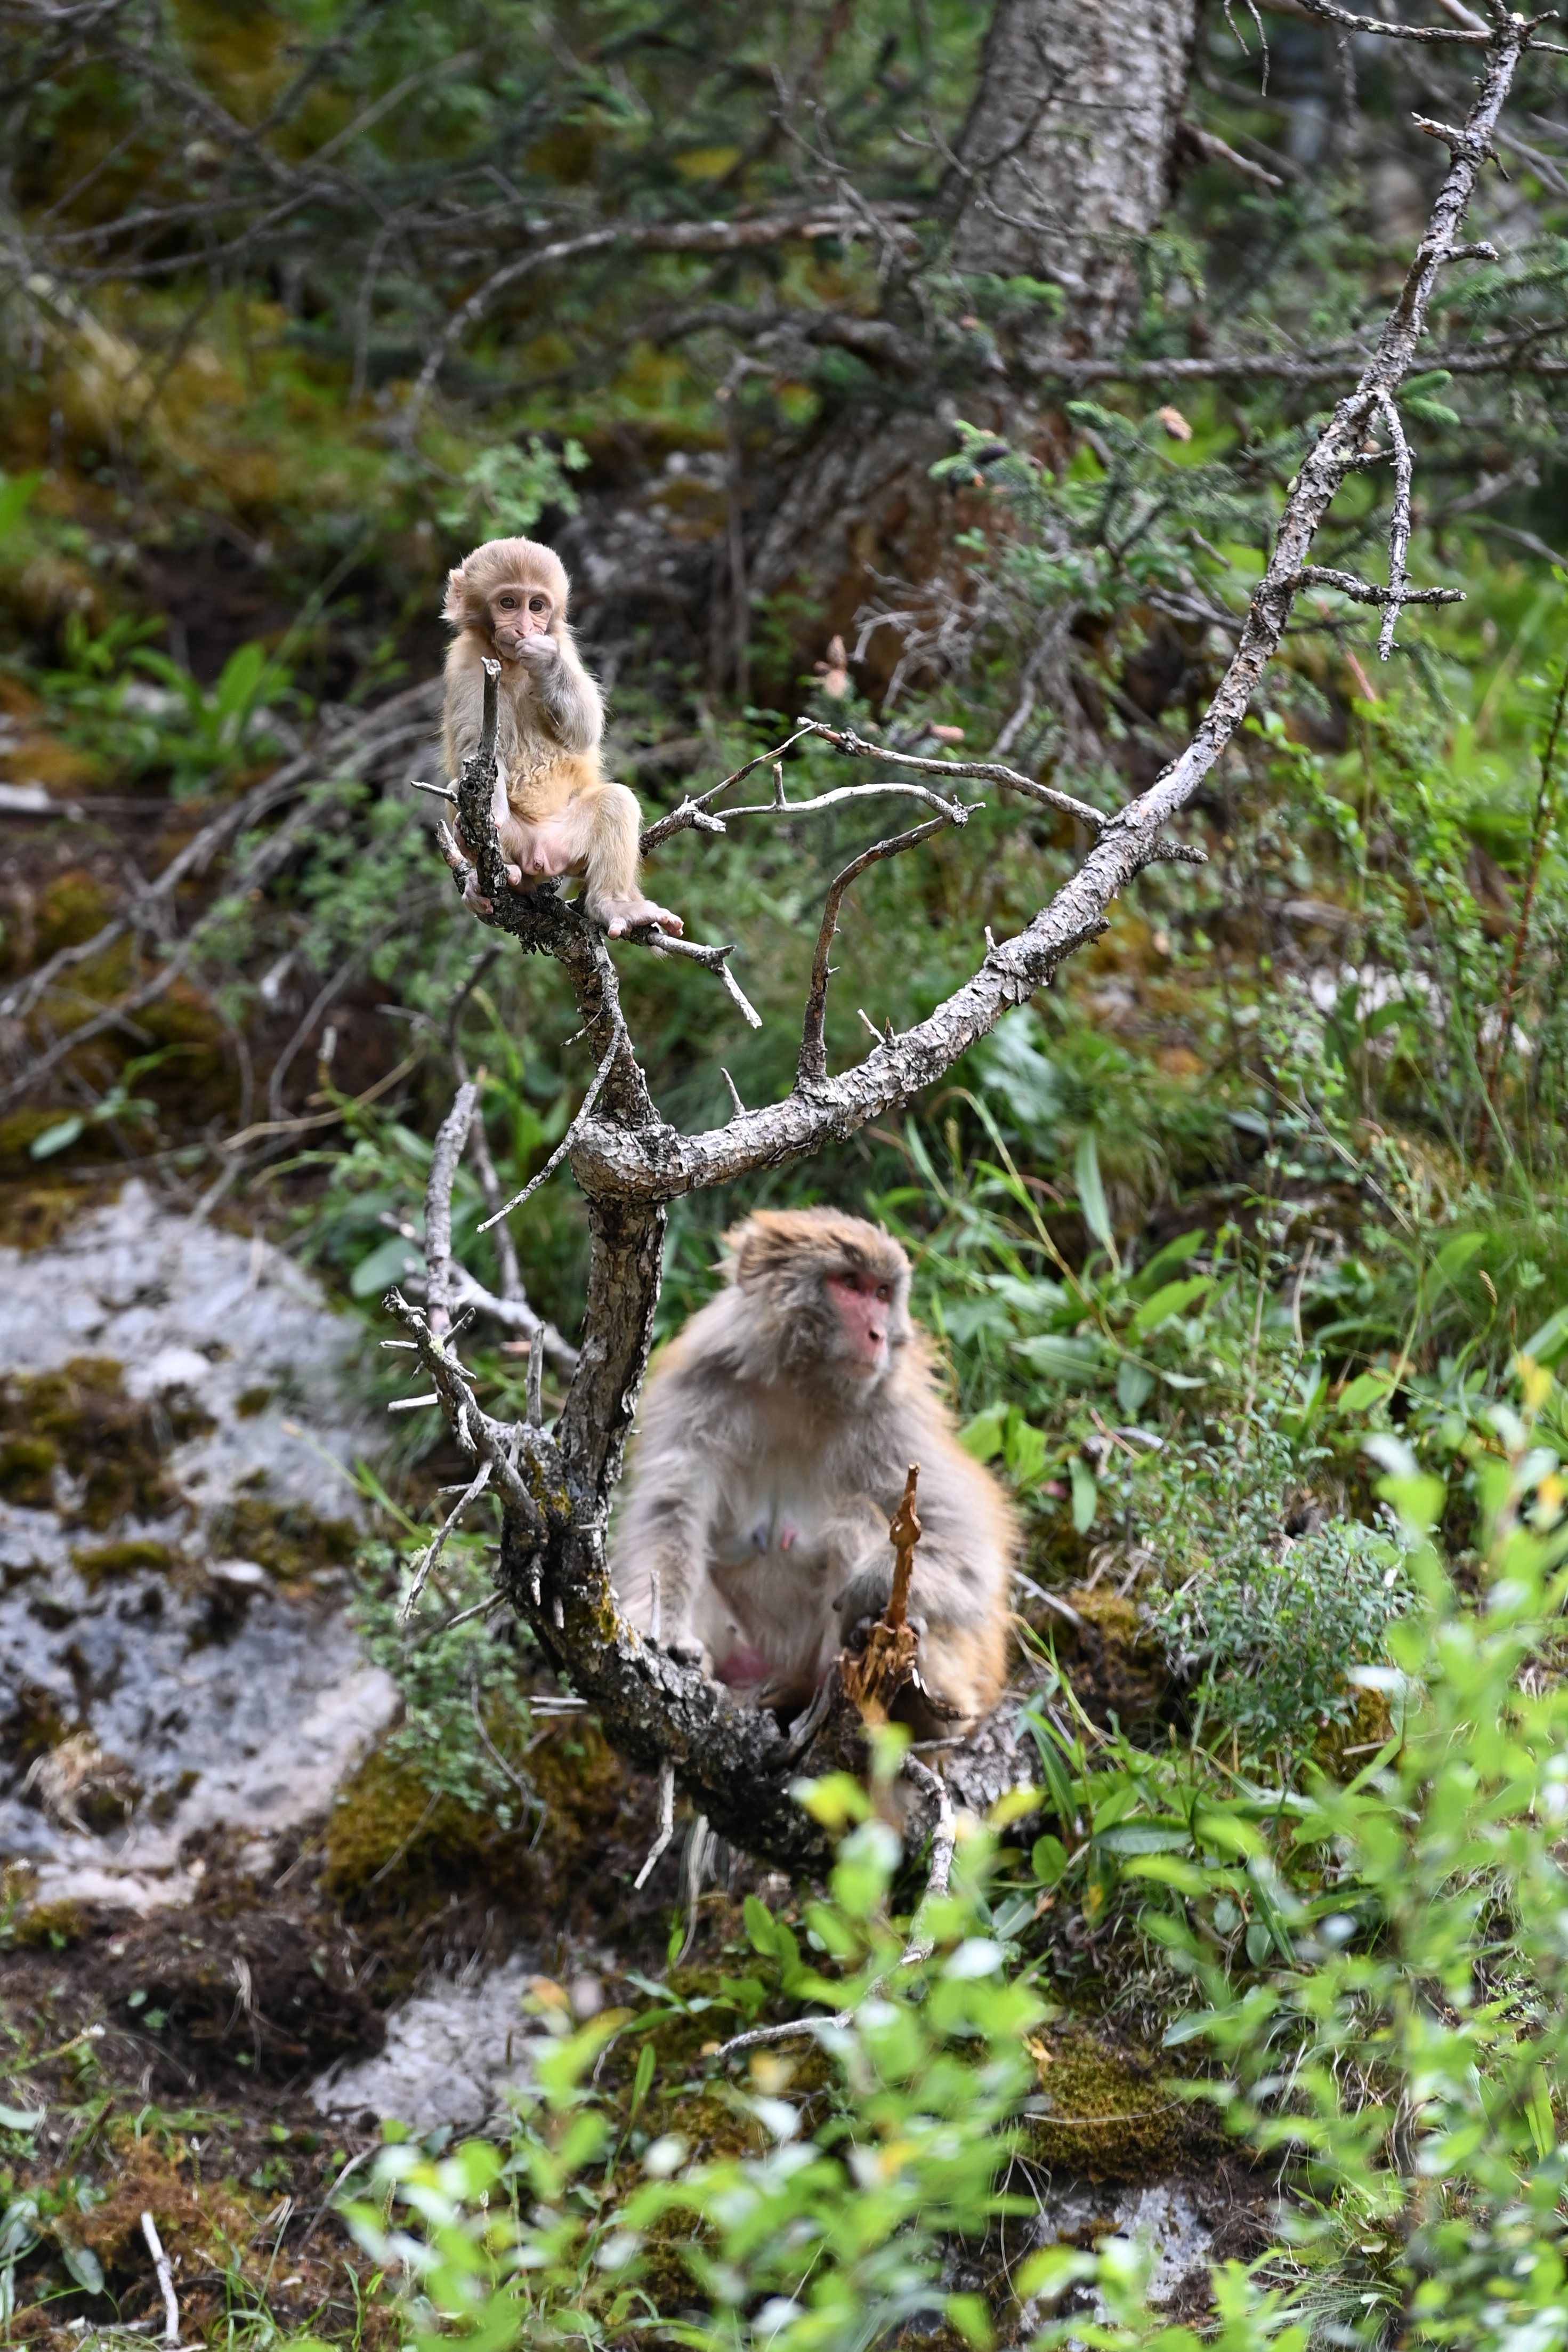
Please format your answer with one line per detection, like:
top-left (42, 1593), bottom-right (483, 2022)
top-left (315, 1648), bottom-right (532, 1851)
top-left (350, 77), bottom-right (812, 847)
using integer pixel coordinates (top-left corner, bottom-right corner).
top-left (0, 1180), bottom-right (398, 1908)
top-left (313, 1957), bottom-right (544, 2133)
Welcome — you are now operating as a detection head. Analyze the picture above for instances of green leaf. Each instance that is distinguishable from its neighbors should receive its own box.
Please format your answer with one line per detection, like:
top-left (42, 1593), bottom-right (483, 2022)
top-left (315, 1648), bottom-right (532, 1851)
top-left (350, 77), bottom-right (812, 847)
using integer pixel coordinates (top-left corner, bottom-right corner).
top-left (958, 1407), bottom-right (1007, 1464)
top-left (1097, 1822), bottom-right (1192, 1855)
top-left (1069, 1456), bottom-right (1097, 1533)
top-left (56, 2235), bottom-right (103, 2296)
top-left (1014, 1333), bottom-right (1105, 1382)
top-left (1073, 1131), bottom-right (1114, 1256)
top-left (631, 2042), bottom-right (655, 2120)
top-left (351, 1232), bottom-right (422, 1298)
top-left (1116, 1357), bottom-right (1155, 1416)
top-left (29, 1116), bottom-right (86, 1159)
top-left (1339, 1369), bottom-right (1397, 1413)
top-left (1162, 2009), bottom-right (1220, 2048)
top-left (1030, 1833), bottom-right (1068, 1886)
top-left (1522, 1302), bottom-right (1568, 1366)
top-left (1526, 2065), bottom-right (1556, 2162)
top-left (214, 639), bottom-right (268, 721)
top-left (0, 2105), bottom-right (42, 2131)
top-left (1127, 1274), bottom-right (1213, 1339)
top-left (1128, 1229), bottom-right (1206, 1300)
top-left (1004, 1415), bottom-right (1047, 1487)
top-left (946, 2292), bottom-right (995, 2351)
top-left (1432, 1231), bottom-right (1485, 1284)
top-left (0, 471), bottom-right (41, 540)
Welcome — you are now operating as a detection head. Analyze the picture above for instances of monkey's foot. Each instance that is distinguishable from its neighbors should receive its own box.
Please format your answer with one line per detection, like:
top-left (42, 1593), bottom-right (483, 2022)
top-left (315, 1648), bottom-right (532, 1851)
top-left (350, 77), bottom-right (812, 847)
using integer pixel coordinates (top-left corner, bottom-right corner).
top-left (596, 896), bottom-right (684, 939)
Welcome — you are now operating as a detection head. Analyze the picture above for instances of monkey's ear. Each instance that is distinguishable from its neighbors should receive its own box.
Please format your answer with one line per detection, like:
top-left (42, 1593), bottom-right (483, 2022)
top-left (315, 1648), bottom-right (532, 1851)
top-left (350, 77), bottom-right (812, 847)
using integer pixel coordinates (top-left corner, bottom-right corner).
top-left (442, 566), bottom-right (470, 627)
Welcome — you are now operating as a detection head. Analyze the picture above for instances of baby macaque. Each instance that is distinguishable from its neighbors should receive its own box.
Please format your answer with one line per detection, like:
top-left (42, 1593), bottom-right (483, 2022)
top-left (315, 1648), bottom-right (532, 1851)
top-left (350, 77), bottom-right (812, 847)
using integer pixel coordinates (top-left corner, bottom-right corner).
top-left (442, 534), bottom-right (681, 938)
top-left (610, 1208), bottom-right (1016, 1733)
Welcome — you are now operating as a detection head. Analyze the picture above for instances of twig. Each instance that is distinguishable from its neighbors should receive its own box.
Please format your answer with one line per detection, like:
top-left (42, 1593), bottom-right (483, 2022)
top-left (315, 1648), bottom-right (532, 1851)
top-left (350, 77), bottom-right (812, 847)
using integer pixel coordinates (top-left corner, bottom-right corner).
top-left (399, 1459), bottom-right (491, 1625)
top-left (726, 777), bottom-right (970, 824)
top-left (627, 928), bottom-right (763, 1028)
top-left (1373, 389), bottom-right (1414, 660)
top-left (384, 1286), bottom-right (544, 1530)
top-left (1294, 566), bottom-right (1461, 609)
top-left (479, 1016), bottom-right (628, 1230)
top-left (709, 1756), bottom-right (955, 2053)
top-left (793, 717), bottom-right (1105, 831)
top-left (434, 1589), bottom-right (507, 1635)
top-left (425, 1081), bottom-right (479, 1339)
top-left (899, 1755), bottom-right (957, 1966)
top-left (140, 2211), bottom-right (179, 2347)
top-left (401, 207), bottom-right (919, 429)
top-left (526, 1326), bottom-right (545, 1427)
top-left (442, 1263), bottom-right (579, 1373)
top-left (632, 1760), bottom-right (675, 1890)
top-left (639, 725), bottom-right (818, 852)
top-left (219, 1049), bottom-right (423, 1150)
top-left (798, 818), bottom-right (952, 1087)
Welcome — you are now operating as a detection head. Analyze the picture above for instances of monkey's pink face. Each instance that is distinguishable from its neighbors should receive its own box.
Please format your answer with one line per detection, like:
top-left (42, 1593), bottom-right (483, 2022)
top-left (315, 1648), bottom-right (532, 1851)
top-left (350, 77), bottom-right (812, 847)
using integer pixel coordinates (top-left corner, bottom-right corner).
top-left (487, 583), bottom-right (555, 657)
top-left (826, 1267), bottom-right (896, 1376)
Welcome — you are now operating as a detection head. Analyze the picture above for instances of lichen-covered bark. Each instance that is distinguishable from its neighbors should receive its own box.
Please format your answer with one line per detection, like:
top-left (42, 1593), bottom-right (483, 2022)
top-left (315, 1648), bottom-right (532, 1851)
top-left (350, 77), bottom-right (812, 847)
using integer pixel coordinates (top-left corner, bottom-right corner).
top-left (947, 0), bottom-right (1198, 361)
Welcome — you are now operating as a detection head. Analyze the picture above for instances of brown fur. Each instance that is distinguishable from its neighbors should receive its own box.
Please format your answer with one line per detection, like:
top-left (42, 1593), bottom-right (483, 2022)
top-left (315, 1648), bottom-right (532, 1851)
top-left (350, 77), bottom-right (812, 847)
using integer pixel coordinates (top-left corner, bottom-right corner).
top-left (609, 1207), bottom-right (1016, 1731)
top-left (442, 535), bottom-right (678, 936)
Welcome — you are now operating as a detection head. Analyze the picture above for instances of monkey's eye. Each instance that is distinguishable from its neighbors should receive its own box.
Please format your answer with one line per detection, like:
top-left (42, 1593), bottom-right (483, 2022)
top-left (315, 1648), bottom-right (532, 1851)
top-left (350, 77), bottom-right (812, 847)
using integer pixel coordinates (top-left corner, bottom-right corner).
top-left (498, 594), bottom-right (518, 609)
top-left (528, 596), bottom-right (549, 614)
top-left (875, 1284), bottom-right (893, 1304)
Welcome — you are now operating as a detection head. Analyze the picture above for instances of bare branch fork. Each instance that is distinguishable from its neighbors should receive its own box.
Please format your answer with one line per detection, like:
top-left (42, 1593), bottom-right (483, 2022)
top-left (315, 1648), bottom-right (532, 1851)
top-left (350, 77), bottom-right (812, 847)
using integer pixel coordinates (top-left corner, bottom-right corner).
top-left (387, 7), bottom-right (1533, 1879)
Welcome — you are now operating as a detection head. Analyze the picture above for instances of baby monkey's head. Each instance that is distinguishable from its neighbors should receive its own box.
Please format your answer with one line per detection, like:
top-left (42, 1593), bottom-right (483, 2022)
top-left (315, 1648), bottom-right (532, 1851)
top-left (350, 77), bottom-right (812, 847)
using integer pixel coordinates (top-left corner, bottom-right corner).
top-left (443, 536), bottom-right (572, 659)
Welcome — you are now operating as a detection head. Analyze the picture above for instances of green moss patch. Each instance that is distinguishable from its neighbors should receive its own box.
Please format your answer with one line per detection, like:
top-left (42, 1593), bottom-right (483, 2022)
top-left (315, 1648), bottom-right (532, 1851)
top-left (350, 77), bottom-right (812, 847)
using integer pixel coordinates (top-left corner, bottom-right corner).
top-left (1027, 2024), bottom-right (1212, 2180)
top-left (1054, 1588), bottom-right (1171, 1732)
top-left (0, 1356), bottom-right (212, 1532)
top-left (0, 1435), bottom-right (58, 1508)
top-left (206, 1495), bottom-right (357, 1578)
top-left (71, 1537), bottom-right (176, 1585)
top-left (9, 1898), bottom-right (84, 1951)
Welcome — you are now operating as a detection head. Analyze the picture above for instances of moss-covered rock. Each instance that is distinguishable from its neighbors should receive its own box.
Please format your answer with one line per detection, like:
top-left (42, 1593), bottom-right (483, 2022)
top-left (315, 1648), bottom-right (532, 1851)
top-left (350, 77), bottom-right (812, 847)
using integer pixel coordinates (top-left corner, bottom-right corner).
top-left (1053, 1588), bottom-right (1170, 1731)
top-left (71, 1537), bottom-right (176, 1585)
top-left (1026, 2023), bottom-right (1215, 2181)
top-left (205, 1494), bottom-right (357, 1579)
top-left (10, 1898), bottom-right (84, 1950)
top-left (0, 1356), bottom-right (211, 1531)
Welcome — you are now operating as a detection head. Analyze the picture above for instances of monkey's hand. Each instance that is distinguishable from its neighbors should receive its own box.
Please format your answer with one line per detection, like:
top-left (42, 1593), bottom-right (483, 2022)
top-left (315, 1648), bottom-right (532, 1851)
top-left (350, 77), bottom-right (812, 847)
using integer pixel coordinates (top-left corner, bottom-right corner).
top-left (452, 839), bottom-right (524, 915)
top-left (513, 633), bottom-right (561, 670)
top-left (833, 1561), bottom-right (926, 1652)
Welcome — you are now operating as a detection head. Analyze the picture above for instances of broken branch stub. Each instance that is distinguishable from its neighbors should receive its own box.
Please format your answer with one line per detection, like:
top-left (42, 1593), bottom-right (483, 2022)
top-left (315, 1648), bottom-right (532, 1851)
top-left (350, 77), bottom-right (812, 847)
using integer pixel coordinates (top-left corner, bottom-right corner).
top-left (840, 1464), bottom-right (923, 1726)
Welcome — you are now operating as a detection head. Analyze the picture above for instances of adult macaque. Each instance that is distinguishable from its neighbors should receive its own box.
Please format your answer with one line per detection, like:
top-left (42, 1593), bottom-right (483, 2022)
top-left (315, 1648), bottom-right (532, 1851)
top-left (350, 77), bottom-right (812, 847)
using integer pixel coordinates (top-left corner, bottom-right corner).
top-left (443, 535), bottom-right (681, 938)
top-left (610, 1209), bottom-right (1015, 1733)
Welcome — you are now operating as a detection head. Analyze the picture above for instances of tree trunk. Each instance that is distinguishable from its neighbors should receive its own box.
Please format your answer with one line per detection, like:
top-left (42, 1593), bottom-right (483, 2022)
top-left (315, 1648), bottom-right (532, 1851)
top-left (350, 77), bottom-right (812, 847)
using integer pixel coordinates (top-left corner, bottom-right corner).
top-left (947, 0), bottom-right (1198, 361)
top-left (748, 0), bottom-right (1198, 675)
